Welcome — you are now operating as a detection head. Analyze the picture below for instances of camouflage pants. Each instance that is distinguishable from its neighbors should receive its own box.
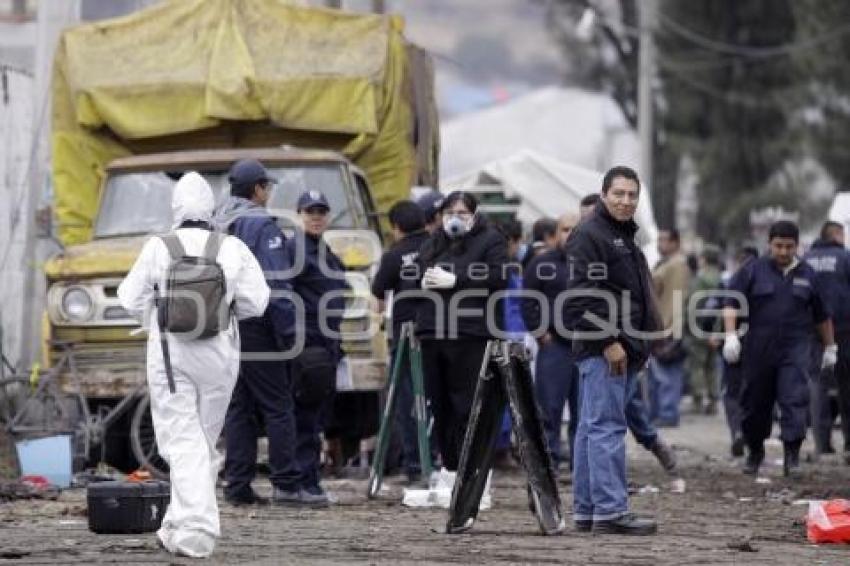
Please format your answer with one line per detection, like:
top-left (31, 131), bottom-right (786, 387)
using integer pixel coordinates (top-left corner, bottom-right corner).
top-left (688, 343), bottom-right (719, 401)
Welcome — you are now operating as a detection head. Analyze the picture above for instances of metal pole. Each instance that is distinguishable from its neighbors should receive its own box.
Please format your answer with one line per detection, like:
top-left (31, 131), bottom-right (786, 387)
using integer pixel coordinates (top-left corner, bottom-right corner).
top-left (637, 0), bottom-right (656, 189)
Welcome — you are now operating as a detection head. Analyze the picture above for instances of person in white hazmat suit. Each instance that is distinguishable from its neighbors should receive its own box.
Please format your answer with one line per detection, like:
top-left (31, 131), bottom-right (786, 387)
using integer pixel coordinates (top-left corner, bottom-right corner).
top-left (118, 172), bottom-right (270, 558)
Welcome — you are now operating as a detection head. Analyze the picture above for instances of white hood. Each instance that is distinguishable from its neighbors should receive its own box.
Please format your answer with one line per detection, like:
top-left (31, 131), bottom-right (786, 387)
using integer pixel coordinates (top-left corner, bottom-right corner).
top-left (172, 171), bottom-right (215, 229)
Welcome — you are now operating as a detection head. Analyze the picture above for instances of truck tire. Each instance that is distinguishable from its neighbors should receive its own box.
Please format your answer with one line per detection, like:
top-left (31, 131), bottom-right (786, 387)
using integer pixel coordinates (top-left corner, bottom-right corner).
top-left (130, 393), bottom-right (169, 479)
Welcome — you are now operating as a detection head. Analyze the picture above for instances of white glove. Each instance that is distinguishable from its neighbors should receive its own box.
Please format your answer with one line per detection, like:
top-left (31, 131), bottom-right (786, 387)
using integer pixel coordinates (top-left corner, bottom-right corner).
top-left (822, 344), bottom-right (838, 370)
top-left (722, 333), bottom-right (741, 364)
top-left (422, 266), bottom-right (457, 290)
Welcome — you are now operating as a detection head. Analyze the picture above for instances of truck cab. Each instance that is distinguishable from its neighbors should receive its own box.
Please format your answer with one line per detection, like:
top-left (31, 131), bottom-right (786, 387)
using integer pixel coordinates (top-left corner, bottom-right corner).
top-left (44, 147), bottom-right (387, 404)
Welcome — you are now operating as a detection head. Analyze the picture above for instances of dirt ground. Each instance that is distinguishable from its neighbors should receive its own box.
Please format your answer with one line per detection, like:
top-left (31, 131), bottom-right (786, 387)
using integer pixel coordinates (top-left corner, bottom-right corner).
top-left (2, 409), bottom-right (850, 565)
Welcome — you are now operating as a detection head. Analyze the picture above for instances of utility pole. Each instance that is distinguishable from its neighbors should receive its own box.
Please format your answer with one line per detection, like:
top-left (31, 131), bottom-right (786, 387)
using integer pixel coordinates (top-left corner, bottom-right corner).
top-left (637, 0), bottom-right (656, 191)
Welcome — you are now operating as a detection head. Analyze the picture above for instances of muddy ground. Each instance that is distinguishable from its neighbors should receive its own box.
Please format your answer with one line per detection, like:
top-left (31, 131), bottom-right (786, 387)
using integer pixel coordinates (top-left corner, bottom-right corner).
top-left (2, 409), bottom-right (850, 565)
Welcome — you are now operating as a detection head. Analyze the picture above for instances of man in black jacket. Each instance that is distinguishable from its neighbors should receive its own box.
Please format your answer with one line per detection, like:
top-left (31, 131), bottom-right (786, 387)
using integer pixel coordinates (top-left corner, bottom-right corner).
top-left (563, 166), bottom-right (658, 536)
top-left (372, 200), bottom-right (431, 482)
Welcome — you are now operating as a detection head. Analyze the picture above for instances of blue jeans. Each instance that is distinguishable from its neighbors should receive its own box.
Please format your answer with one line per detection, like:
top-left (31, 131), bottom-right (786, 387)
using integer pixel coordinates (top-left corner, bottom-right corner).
top-left (625, 371), bottom-right (657, 450)
top-left (534, 339), bottom-right (579, 468)
top-left (573, 357), bottom-right (630, 522)
top-left (649, 357), bottom-right (684, 425)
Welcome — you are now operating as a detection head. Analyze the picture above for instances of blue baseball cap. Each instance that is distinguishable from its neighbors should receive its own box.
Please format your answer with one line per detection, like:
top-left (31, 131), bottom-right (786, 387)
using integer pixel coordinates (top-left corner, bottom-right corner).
top-left (297, 189), bottom-right (330, 212)
top-left (415, 190), bottom-right (444, 221)
top-left (228, 159), bottom-right (277, 187)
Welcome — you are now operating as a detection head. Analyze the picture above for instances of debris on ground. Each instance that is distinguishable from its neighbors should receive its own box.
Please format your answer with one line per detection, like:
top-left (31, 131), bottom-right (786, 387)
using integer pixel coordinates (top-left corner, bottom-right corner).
top-left (0, 476), bottom-right (61, 502)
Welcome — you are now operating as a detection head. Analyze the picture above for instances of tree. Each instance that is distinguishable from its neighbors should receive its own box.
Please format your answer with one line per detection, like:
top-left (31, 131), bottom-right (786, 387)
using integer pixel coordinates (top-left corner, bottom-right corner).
top-left (792, 0), bottom-right (850, 192)
top-left (543, 0), bottom-right (806, 242)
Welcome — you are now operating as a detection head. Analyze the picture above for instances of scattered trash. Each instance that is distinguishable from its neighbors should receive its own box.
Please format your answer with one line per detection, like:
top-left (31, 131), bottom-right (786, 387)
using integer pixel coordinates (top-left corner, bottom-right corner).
top-left (127, 469), bottom-right (152, 482)
top-left (766, 488), bottom-right (796, 504)
top-left (403, 468), bottom-right (491, 510)
top-left (738, 497), bottom-right (754, 502)
top-left (727, 538), bottom-right (759, 552)
top-left (722, 491), bottom-right (737, 500)
top-left (638, 485), bottom-right (660, 495)
top-left (755, 477), bottom-right (772, 485)
top-left (807, 499), bottom-right (850, 543)
top-left (670, 478), bottom-right (686, 494)
top-left (792, 499), bottom-right (814, 506)
top-left (0, 477), bottom-right (61, 502)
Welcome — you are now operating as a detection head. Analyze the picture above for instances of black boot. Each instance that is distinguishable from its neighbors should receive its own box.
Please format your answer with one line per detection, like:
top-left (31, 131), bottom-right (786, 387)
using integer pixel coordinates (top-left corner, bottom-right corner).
top-left (593, 513), bottom-right (657, 536)
top-left (731, 434), bottom-right (745, 458)
top-left (783, 440), bottom-right (803, 479)
top-left (743, 444), bottom-right (764, 475)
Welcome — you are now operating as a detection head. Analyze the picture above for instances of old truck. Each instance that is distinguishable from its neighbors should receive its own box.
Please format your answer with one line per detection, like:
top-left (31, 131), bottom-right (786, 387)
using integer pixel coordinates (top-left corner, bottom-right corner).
top-left (40, 0), bottom-right (438, 473)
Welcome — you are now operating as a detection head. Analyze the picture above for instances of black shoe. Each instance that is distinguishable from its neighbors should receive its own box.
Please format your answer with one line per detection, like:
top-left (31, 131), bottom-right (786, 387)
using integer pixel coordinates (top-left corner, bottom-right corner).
top-left (731, 436), bottom-right (745, 458)
top-left (593, 513), bottom-right (657, 536)
top-left (575, 520), bottom-right (592, 532)
top-left (271, 487), bottom-right (302, 506)
top-left (225, 489), bottom-right (269, 507)
top-left (650, 439), bottom-right (677, 473)
top-left (743, 446), bottom-right (764, 476)
top-left (298, 487), bottom-right (331, 508)
top-left (783, 441), bottom-right (802, 479)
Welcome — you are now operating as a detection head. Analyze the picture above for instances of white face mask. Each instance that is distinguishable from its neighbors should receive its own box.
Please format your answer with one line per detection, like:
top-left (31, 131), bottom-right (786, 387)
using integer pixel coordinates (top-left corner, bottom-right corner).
top-left (443, 213), bottom-right (474, 238)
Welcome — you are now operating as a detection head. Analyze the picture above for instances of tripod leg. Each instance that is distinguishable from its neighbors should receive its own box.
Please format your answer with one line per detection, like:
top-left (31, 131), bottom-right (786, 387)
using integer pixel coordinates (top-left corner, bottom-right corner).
top-left (367, 334), bottom-right (408, 498)
top-left (447, 342), bottom-right (507, 534)
top-left (410, 339), bottom-right (433, 483)
top-left (505, 344), bottom-right (565, 535)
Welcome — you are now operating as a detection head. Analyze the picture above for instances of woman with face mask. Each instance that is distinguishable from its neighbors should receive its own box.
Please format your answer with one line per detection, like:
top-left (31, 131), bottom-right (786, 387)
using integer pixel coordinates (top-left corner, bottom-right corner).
top-left (414, 191), bottom-right (510, 476)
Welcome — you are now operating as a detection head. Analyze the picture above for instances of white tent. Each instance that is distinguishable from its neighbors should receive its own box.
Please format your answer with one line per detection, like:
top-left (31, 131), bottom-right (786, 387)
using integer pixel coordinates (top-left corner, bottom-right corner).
top-left (829, 192), bottom-right (850, 246)
top-left (440, 86), bottom-right (640, 180)
top-left (444, 149), bottom-right (659, 264)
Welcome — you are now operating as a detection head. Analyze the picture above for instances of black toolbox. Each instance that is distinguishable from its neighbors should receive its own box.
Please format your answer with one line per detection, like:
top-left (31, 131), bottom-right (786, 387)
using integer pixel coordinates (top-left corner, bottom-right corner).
top-left (87, 480), bottom-right (170, 534)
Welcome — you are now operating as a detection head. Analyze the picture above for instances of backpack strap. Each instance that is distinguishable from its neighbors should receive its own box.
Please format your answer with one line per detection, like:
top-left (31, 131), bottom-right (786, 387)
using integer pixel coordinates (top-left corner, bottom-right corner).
top-left (159, 234), bottom-right (186, 260)
top-left (203, 232), bottom-right (224, 262)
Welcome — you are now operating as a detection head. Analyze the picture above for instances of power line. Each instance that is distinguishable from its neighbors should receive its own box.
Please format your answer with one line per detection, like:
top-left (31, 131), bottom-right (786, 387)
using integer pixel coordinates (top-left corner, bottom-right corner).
top-left (656, 10), bottom-right (850, 59)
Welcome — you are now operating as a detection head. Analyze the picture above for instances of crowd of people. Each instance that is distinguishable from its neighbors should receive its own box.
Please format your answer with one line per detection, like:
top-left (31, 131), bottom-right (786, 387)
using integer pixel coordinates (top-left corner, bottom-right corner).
top-left (117, 159), bottom-right (850, 556)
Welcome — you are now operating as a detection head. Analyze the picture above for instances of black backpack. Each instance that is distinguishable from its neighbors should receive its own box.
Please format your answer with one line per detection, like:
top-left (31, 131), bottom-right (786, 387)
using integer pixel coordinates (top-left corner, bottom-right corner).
top-left (156, 232), bottom-right (229, 339)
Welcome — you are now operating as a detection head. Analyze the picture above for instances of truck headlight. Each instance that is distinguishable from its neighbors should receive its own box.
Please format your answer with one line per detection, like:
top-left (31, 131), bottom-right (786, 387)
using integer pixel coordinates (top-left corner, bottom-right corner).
top-left (62, 287), bottom-right (94, 322)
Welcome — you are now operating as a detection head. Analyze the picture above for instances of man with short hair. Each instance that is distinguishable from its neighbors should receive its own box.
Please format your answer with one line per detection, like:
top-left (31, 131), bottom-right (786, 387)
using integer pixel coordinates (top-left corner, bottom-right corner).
top-left (564, 165), bottom-right (658, 535)
top-left (371, 200), bottom-right (431, 482)
top-left (649, 228), bottom-right (691, 427)
top-left (415, 189), bottom-right (444, 234)
top-left (215, 159), bottom-right (304, 507)
top-left (803, 221), bottom-right (850, 463)
top-left (523, 212), bottom-right (580, 471)
top-left (579, 193), bottom-right (601, 220)
top-left (724, 220), bottom-right (836, 477)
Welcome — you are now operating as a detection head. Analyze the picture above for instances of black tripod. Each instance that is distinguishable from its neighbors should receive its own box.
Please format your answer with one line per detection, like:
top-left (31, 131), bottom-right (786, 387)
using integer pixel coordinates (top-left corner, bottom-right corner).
top-left (447, 340), bottom-right (565, 535)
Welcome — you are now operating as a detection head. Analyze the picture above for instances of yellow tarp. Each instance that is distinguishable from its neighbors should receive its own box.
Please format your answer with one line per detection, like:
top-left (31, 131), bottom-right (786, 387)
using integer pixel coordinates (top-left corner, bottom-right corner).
top-left (52, 0), bottom-right (435, 245)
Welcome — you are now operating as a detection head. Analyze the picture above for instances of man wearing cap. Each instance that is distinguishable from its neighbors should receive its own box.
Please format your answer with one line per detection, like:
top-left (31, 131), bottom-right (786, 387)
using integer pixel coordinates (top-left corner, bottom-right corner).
top-left (214, 159), bottom-right (305, 506)
top-left (284, 189), bottom-right (350, 504)
top-left (415, 189), bottom-right (444, 234)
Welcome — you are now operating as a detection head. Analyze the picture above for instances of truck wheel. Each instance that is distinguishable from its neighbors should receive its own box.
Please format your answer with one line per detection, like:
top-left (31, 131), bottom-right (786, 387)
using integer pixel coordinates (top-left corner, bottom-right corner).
top-left (130, 393), bottom-right (169, 479)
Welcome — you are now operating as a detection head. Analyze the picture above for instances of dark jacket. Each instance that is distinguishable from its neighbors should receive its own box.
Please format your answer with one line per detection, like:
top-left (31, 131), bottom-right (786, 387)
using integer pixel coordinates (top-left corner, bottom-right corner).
top-left (371, 229), bottom-right (430, 343)
top-left (804, 239), bottom-right (850, 336)
top-left (217, 200), bottom-right (295, 351)
top-left (415, 216), bottom-right (509, 339)
top-left (522, 246), bottom-right (570, 345)
top-left (726, 255), bottom-right (829, 342)
top-left (284, 231), bottom-right (350, 361)
top-left (562, 202), bottom-right (659, 368)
